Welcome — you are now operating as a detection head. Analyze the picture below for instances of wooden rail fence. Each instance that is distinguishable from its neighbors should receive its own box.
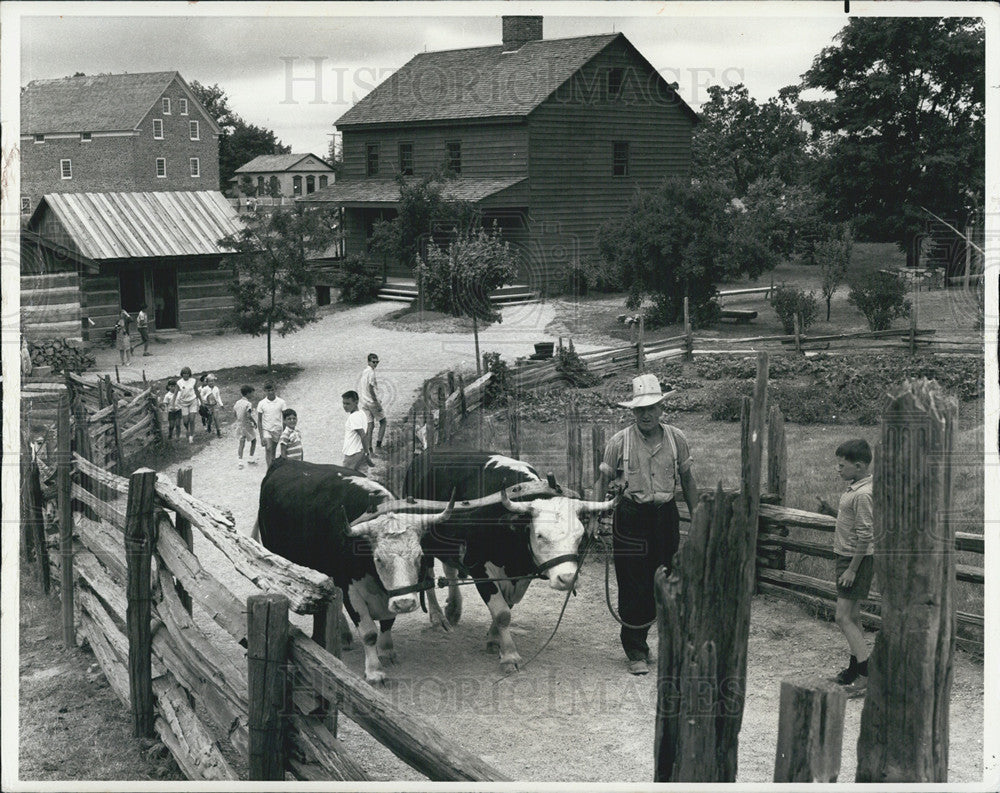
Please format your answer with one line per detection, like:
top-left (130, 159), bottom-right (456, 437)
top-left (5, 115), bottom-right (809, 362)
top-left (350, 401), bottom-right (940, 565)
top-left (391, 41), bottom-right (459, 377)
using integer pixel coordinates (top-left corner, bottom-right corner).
top-left (21, 392), bottom-right (508, 782)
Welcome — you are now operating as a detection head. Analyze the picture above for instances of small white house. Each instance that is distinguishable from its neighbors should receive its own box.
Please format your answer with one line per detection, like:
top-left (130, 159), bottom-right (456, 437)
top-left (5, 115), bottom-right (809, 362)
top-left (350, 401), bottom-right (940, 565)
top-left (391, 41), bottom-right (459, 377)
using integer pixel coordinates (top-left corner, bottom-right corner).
top-left (233, 153), bottom-right (335, 199)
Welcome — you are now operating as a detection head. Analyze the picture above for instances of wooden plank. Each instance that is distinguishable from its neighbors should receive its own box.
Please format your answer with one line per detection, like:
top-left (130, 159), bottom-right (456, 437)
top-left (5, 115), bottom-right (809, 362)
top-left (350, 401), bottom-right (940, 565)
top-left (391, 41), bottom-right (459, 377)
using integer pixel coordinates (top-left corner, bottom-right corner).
top-left (175, 467), bottom-right (194, 614)
top-left (773, 678), bottom-right (846, 782)
top-left (74, 515), bottom-right (127, 583)
top-left (125, 469), bottom-right (157, 738)
top-left (58, 394), bottom-right (75, 646)
top-left (72, 482), bottom-right (126, 529)
top-left (288, 628), bottom-right (509, 781)
top-left (766, 405), bottom-right (787, 502)
top-left (248, 594), bottom-right (290, 781)
top-left (857, 380), bottom-right (957, 783)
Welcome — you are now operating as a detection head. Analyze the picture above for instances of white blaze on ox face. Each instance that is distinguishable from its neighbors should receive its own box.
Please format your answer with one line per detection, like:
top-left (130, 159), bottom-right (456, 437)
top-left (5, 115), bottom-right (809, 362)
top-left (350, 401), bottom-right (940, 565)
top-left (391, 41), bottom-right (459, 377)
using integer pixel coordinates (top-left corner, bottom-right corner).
top-left (524, 497), bottom-right (586, 591)
top-left (359, 513), bottom-right (425, 614)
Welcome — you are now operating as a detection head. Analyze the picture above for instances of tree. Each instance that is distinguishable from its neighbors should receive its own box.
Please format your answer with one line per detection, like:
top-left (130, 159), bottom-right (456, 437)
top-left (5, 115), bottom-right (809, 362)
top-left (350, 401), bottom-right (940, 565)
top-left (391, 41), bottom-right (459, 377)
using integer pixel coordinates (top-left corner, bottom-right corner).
top-left (419, 226), bottom-right (521, 374)
top-left (189, 81), bottom-right (291, 193)
top-left (799, 18), bottom-right (984, 263)
top-left (692, 84), bottom-right (809, 195)
top-left (816, 224), bottom-right (853, 321)
top-left (218, 205), bottom-right (340, 369)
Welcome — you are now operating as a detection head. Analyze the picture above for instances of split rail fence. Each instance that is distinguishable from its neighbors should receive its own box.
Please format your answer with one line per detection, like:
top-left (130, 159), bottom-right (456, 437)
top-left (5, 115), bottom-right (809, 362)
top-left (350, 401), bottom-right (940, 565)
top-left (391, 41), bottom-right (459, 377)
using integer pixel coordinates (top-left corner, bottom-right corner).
top-left (20, 388), bottom-right (507, 782)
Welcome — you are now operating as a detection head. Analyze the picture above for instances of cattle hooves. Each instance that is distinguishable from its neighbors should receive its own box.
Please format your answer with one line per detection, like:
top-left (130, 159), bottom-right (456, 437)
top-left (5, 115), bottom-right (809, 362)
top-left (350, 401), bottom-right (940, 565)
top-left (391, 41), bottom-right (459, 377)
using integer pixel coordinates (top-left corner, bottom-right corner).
top-left (379, 651), bottom-right (398, 666)
top-left (445, 601), bottom-right (462, 626)
top-left (500, 659), bottom-right (520, 674)
top-left (486, 639), bottom-right (500, 654)
top-left (365, 671), bottom-right (387, 686)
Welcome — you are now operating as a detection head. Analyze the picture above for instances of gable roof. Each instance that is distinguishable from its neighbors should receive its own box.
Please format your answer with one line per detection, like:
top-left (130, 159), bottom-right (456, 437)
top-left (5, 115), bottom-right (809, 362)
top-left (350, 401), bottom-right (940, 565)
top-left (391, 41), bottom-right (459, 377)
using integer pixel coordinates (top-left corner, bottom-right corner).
top-left (235, 153), bottom-right (334, 174)
top-left (21, 71), bottom-right (220, 135)
top-left (298, 176), bottom-right (528, 207)
top-left (28, 191), bottom-right (243, 261)
top-left (335, 32), bottom-right (697, 127)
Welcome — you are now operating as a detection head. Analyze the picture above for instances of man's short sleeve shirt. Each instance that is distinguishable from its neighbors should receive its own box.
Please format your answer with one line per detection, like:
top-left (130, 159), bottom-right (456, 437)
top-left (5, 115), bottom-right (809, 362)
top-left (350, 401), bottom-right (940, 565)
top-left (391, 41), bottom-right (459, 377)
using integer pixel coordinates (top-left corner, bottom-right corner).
top-left (599, 423), bottom-right (692, 503)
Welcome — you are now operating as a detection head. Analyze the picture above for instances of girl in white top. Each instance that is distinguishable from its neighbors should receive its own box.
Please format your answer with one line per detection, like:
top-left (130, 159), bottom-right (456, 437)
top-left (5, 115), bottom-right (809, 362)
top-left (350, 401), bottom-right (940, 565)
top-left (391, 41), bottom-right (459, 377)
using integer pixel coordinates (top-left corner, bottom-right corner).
top-left (199, 373), bottom-right (224, 437)
top-left (176, 366), bottom-right (201, 443)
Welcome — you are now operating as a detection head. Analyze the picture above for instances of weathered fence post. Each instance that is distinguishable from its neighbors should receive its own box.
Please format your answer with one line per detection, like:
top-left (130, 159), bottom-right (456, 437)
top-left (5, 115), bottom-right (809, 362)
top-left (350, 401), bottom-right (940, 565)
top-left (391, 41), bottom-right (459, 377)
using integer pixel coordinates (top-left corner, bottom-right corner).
top-left (110, 391), bottom-right (124, 474)
top-left (654, 352), bottom-right (767, 782)
top-left (57, 391), bottom-right (75, 648)
top-left (458, 374), bottom-right (467, 419)
top-left (147, 389), bottom-right (163, 443)
top-left (438, 385), bottom-right (448, 444)
top-left (590, 425), bottom-right (606, 496)
top-left (856, 378), bottom-right (957, 783)
top-left (637, 315), bottom-right (646, 372)
top-left (125, 468), bottom-right (157, 738)
top-left (447, 370), bottom-right (456, 395)
top-left (793, 313), bottom-right (802, 354)
top-left (248, 593), bottom-right (290, 781)
top-left (766, 405), bottom-right (787, 502)
top-left (317, 588), bottom-right (345, 737)
top-left (683, 297), bottom-right (693, 360)
top-left (506, 395), bottom-right (520, 459)
top-left (908, 307), bottom-right (918, 355)
top-left (422, 383), bottom-right (435, 449)
top-left (174, 467), bottom-right (194, 615)
top-left (773, 678), bottom-right (846, 782)
top-left (22, 423), bottom-right (50, 591)
top-left (565, 397), bottom-right (583, 495)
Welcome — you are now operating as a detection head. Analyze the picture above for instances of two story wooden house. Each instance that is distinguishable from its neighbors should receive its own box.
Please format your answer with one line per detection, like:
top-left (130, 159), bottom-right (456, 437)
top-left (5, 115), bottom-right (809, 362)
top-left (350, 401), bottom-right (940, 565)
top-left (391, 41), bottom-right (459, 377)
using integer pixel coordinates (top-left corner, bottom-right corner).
top-left (300, 16), bottom-right (697, 292)
top-left (20, 71), bottom-right (221, 216)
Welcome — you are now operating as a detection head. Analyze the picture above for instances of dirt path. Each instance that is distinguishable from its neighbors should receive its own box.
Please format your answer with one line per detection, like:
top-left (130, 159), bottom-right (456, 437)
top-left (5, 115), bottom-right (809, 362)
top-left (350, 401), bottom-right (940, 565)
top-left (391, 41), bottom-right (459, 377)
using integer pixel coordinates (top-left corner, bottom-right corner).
top-left (85, 300), bottom-right (982, 783)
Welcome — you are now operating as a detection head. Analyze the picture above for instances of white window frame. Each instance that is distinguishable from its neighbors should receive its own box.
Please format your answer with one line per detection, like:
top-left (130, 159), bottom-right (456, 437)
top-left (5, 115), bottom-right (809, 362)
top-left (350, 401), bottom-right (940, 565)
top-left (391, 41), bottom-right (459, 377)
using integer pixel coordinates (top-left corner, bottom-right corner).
top-left (179, 98), bottom-right (188, 115)
top-left (189, 120), bottom-right (200, 141)
top-left (190, 158), bottom-right (200, 178)
top-left (21, 197), bottom-right (31, 213)
top-left (153, 119), bottom-right (164, 140)
top-left (162, 97), bottom-right (171, 114)
top-left (156, 158), bottom-right (166, 178)
top-left (60, 159), bottom-right (72, 180)
top-left (34, 134), bottom-right (45, 144)
top-left (81, 132), bottom-right (92, 143)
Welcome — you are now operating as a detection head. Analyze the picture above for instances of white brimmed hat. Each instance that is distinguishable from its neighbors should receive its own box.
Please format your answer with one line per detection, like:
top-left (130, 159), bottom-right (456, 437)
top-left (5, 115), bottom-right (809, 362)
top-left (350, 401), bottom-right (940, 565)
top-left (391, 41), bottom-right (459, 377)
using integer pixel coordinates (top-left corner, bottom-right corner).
top-left (617, 374), bottom-right (675, 409)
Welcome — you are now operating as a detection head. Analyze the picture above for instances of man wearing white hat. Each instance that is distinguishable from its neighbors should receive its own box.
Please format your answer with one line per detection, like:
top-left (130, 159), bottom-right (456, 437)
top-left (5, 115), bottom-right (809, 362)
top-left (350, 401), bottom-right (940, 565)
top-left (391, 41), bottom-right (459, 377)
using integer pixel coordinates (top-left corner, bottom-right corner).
top-left (593, 373), bottom-right (699, 675)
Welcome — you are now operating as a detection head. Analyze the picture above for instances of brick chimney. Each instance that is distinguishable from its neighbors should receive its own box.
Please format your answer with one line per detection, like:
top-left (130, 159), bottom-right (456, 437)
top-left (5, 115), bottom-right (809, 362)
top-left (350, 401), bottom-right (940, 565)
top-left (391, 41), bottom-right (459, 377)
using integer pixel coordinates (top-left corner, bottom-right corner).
top-left (502, 16), bottom-right (543, 51)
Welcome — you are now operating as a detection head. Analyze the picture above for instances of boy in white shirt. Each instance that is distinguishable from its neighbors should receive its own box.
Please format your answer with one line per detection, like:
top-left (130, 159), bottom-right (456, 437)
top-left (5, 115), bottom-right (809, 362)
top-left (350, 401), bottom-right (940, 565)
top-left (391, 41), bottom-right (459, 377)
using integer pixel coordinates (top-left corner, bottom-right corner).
top-left (341, 390), bottom-right (373, 473)
top-left (200, 373), bottom-right (224, 437)
top-left (257, 383), bottom-right (287, 467)
top-left (233, 385), bottom-right (258, 467)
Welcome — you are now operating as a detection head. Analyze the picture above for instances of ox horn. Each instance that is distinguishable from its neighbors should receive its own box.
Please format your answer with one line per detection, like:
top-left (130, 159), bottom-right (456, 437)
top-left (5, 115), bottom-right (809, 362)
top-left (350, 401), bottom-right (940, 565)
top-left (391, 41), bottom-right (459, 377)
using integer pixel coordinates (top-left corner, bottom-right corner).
top-left (419, 488), bottom-right (457, 529)
top-left (348, 506), bottom-right (379, 534)
top-left (500, 485), bottom-right (534, 514)
top-left (575, 493), bottom-right (621, 515)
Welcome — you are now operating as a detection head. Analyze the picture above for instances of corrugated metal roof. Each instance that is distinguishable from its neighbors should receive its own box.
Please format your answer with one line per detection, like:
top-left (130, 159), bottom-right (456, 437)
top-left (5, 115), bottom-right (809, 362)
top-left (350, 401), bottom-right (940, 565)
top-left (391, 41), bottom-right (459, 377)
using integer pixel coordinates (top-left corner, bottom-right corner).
top-left (298, 176), bottom-right (528, 206)
top-left (33, 191), bottom-right (244, 261)
top-left (235, 153), bottom-right (334, 173)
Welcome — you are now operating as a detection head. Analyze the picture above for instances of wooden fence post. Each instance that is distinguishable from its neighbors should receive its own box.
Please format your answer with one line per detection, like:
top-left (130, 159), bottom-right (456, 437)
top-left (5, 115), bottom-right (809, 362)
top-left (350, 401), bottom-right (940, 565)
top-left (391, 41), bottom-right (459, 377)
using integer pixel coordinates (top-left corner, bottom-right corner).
top-left (637, 315), bottom-right (645, 372)
top-left (125, 468), bottom-right (157, 738)
top-left (766, 405), bottom-right (787, 502)
top-left (773, 678), bottom-right (846, 782)
top-left (323, 589), bottom-right (344, 736)
top-left (506, 396), bottom-right (520, 459)
top-left (174, 467), bottom-right (194, 615)
top-left (856, 379), bottom-right (957, 783)
top-left (422, 383), bottom-right (435, 449)
top-left (683, 297), bottom-right (693, 361)
top-left (458, 374), bottom-right (467, 419)
top-left (654, 352), bottom-right (767, 783)
top-left (909, 307), bottom-right (918, 355)
top-left (147, 389), bottom-right (163, 443)
top-left (591, 425), bottom-right (606, 495)
top-left (438, 385), bottom-right (448, 445)
top-left (248, 593), bottom-right (290, 781)
top-left (57, 392), bottom-right (75, 648)
top-left (793, 313), bottom-right (802, 354)
top-left (111, 391), bottom-right (124, 474)
top-left (447, 370), bottom-right (456, 396)
top-left (566, 397), bottom-right (582, 496)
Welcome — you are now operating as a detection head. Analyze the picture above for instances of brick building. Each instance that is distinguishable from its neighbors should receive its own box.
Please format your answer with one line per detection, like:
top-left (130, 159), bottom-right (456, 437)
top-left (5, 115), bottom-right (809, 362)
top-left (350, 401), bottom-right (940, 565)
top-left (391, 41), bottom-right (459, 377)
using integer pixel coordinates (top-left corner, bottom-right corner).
top-left (20, 71), bottom-right (220, 215)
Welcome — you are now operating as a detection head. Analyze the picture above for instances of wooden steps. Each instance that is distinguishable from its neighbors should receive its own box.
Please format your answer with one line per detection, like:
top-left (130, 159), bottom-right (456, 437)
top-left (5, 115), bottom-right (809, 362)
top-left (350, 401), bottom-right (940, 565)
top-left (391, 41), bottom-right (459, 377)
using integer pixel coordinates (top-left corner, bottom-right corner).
top-left (376, 281), bottom-right (540, 306)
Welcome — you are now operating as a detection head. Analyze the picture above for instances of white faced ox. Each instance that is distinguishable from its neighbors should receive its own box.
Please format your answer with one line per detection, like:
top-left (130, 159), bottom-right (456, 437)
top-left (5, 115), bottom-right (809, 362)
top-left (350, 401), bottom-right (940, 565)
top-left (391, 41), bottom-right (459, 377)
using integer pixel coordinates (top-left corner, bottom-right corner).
top-left (253, 459), bottom-right (453, 684)
top-left (410, 452), bottom-right (615, 674)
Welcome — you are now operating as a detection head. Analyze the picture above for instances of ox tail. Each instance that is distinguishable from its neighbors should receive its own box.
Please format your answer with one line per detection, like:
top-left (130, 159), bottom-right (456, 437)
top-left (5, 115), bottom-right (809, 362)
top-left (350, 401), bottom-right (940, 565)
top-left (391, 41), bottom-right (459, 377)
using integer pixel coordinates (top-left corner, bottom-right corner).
top-left (250, 519), bottom-right (261, 542)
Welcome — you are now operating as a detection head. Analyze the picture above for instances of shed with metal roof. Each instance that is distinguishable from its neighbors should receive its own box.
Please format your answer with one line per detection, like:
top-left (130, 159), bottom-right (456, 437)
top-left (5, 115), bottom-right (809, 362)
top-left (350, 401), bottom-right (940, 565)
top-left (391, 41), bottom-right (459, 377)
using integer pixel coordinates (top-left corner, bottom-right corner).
top-left (26, 191), bottom-right (244, 339)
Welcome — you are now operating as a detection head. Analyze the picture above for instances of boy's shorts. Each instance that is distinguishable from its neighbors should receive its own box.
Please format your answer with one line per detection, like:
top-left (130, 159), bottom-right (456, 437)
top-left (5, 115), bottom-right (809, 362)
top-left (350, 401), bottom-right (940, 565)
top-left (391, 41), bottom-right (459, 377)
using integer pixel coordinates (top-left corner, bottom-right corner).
top-left (178, 402), bottom-right (198, 417)
top-left (262, 430), bottom-right (281, 446)
top-left (139, 327), bottom-right (149, 343)
top-left (342, 452), bottom-right (369, 473)
top-left (238, 425), bottom-right (257, 442)
top-left (362, 404), bottom-right (385, 423)
top-left (835, 554), bottom-right (874, 600)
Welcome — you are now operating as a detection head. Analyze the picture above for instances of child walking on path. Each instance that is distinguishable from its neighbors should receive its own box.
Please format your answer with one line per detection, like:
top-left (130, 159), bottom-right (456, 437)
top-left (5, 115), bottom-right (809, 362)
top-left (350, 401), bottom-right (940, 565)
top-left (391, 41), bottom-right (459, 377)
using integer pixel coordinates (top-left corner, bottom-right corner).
top-left (817, 438), bottom-right (875, 694)
top-left (176, 367), bottom-right (201, 444)
top-left (162, 380), bottom-right (182, 439)
top-left (277, 409), bottom-right (304, 460)
top-left (233, 385), bottom-right (258, 467)
top-left (257, 383), bottom-right (287, 467)
top-left (200, 373), bottom-right (224, 437)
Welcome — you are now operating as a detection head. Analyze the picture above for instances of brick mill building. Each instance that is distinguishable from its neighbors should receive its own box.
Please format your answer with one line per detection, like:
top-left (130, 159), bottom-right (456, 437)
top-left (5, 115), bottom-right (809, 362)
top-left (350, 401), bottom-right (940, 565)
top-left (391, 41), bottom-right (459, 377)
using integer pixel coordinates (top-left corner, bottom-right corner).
top-left (19, 71), bottom-right (221, 216)
top-left (300, 16), bottom-right (698, 292)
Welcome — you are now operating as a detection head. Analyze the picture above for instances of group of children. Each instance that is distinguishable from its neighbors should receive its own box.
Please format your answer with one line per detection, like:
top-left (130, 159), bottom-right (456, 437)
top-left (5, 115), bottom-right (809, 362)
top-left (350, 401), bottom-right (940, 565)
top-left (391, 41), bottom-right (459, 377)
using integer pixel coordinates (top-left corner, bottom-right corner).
top-left (113, 305), bottom-right (151, 367)
top-left (233, 382), bottom-right (303, 468)
top-left (160, 368), bottom-right (223, 443)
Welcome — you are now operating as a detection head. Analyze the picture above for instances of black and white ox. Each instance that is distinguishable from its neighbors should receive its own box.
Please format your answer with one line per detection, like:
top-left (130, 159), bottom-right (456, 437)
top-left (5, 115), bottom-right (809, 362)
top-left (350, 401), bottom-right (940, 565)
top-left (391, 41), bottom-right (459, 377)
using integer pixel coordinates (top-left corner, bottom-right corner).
top-left (254, 458), bottom-right (453, 684)
top-left (405, 451), bottom-right (616, 673)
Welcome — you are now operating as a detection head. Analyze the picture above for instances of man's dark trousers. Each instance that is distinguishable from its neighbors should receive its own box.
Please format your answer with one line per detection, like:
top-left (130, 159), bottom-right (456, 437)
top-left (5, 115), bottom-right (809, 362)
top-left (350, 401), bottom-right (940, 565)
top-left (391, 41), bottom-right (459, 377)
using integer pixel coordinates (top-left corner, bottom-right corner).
top-left (612, 498), bottom-right (680, 661)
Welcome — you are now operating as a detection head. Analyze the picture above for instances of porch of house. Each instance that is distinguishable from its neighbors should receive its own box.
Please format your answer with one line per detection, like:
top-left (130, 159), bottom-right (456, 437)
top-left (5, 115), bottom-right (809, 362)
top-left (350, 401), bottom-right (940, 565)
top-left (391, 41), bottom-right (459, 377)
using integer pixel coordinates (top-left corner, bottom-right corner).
top-left (376, 277), bottom-right (540, 306)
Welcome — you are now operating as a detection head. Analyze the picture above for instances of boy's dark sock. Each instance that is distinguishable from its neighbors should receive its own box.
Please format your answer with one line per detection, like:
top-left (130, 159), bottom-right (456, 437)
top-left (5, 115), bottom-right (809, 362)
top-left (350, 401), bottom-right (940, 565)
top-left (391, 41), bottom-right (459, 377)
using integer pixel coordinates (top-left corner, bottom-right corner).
top-left (857, 658), bottom-right (869, 676)
top-left (835, 655), bottom-right (859, 685)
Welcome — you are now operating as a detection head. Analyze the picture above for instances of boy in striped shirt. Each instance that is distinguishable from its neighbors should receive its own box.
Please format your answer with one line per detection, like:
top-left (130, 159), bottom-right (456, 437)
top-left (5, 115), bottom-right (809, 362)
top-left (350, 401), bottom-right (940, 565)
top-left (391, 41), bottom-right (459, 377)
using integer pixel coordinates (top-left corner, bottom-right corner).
top-left (277, 409), bottom-right (304, 461)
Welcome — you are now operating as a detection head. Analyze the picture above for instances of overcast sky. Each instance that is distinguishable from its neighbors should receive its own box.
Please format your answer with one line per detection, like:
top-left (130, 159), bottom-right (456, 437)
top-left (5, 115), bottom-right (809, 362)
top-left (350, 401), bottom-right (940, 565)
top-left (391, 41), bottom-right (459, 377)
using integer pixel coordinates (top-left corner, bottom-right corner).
top-left (13, 2), bottom-right (862, 156)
